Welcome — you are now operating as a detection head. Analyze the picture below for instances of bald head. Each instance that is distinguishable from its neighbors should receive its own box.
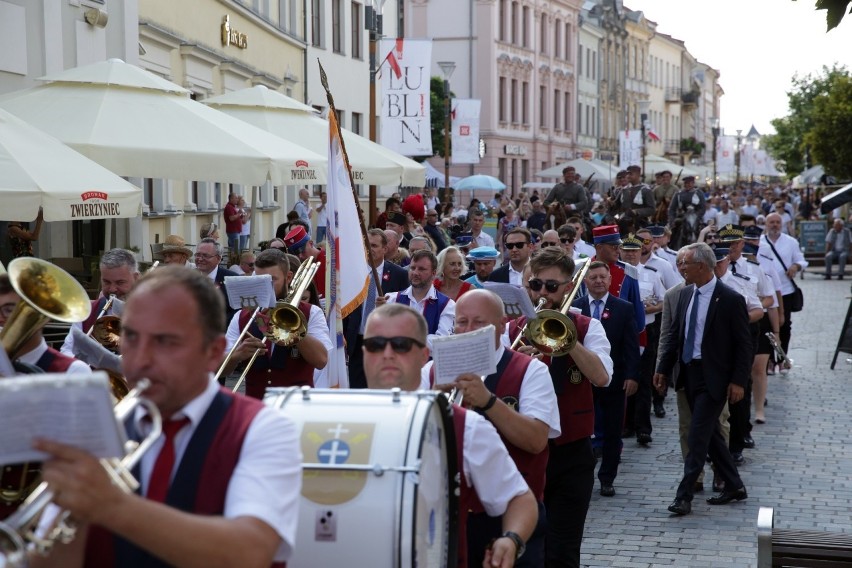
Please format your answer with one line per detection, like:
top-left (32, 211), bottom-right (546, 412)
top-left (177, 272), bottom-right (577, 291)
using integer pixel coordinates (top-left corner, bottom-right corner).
top-left (765, 212), bottom-right (783, 238)
top-left (454, 289), bottom-right (507, 348)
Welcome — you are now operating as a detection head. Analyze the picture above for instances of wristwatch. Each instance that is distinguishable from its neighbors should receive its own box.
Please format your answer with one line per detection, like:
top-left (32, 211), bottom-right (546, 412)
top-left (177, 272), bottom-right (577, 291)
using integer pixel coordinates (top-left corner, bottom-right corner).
top-left (475, 393), bottom-right (498, 414)
top-left (501, 531), bottom-right (525, 560)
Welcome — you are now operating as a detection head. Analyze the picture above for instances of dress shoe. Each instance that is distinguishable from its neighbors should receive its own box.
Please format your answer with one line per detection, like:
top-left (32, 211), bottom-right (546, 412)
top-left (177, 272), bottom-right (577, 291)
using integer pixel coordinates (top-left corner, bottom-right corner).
top-left (653, 401), bottom-right (666, 418)
top-left (712, 474), bottom-right (725, 493)
top-left (693, 481), bottom-right (704, 493)
top-left (637, 433), bottom-right (652, 445)
top-left (824, 274), bottom-right (832, 280)
top-left (707, 486), bottom-right (748, 505)
top-left (600, 483), bottom-right (615, 497)
top-left (755, 416), bottom-right (766, 424)
top-left (668, 498), bottom-right (692, 515)
top-left (743, 436), bottom-right (755, 449)
top-left (731, 451), bottom-right (745, 465)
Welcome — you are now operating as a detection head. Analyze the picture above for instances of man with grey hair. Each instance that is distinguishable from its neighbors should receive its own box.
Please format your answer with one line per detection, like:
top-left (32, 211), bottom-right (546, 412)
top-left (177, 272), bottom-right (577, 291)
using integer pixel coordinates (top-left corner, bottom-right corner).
top-left (195, 237), bottom-right (239, 329)
top-left (294, 187), bottom-right (313, 235)
top-left (408, 235), bottom-right (433, 254)
top-left (384, 228), bottom-right (409, 266)
top-left (654, 242), bottom-right (752, 515)
top-left (60, 248), bottom-right (140, 357)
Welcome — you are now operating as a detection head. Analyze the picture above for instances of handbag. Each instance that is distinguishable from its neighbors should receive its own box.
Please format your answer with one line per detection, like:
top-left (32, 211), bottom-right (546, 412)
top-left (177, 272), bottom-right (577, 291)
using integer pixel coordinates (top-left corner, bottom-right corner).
top-left (765, 238), bottom-right (804, 312)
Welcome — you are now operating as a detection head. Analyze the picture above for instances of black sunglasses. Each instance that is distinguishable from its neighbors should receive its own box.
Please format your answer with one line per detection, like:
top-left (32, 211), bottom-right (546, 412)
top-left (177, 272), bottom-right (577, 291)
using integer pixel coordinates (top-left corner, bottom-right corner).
top-left (540, 241), bottom-right (560, 248)
top-left (528, 278), bottom-right (571, 293)
top-left (560, 237), bottom-right (575, 244)
top-left (505, 242), bottom-right (527, 250)
top-left (363, 336), bottom-right (426, 354)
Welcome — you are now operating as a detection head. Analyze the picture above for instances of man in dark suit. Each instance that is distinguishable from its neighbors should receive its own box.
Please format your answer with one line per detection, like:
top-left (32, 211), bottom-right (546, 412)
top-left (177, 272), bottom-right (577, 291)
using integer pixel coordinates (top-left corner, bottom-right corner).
top-left (345, 228), bottom-right (408, 388)
top-left (654, 243), bottom-right (752, 515)
top-left (194, 237), bottom-right (239, 330)
top-left (573, 261), bottom-right (640, 497)
top-left (489, 227), bottom-right (533, 286)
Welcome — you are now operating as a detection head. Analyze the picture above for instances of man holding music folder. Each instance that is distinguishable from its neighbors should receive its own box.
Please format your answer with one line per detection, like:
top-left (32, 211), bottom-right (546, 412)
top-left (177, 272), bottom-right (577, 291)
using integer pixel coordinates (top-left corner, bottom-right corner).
top-left (28, 266), bottom-right (302, 567)
top-left (362, 302), bottom-right (537, 568)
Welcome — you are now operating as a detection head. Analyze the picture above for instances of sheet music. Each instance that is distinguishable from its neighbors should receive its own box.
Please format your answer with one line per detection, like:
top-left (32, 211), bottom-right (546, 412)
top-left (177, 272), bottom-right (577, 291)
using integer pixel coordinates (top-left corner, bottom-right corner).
top-left (430, 325), bottom-right (496, 386)
top-left (0, 372), bottom-right (124, 465)
top-left (224, 275), bottom-right (276, 311)
top-left (483, 282), bottom-right (538, 319)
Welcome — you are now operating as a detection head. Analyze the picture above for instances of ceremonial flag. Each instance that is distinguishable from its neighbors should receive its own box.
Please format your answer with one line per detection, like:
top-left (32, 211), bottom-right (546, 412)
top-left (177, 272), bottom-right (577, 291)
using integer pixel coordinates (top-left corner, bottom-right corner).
top-left (323, 89), bottom-right (371, 388)
top-left (451, 99), bottom-right (481, 164)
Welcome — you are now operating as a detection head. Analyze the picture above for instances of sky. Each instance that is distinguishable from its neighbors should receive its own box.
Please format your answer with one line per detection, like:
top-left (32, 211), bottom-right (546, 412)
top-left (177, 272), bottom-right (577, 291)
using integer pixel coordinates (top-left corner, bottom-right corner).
top-left (635, 0), bottom-right (852, 137)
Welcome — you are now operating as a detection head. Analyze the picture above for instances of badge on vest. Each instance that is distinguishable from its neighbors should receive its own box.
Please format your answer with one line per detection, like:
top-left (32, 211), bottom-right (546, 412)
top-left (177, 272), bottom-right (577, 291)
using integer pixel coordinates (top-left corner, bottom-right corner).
top-left (501, 396), bottom-right (519, 412)
top-left (568, 365), bottom-right (583, 384)
top-left (290, 347), bottom-right (301, 358)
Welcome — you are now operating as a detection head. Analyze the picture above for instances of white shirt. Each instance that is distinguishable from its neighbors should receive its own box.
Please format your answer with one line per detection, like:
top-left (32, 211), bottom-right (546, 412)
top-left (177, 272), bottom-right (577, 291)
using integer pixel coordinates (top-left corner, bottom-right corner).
top-left (656, 247), bottom-right (679, 273)
top-left (636, 264), bottom-right (668, 326)
top-left (508, 264), bottom-right (525, 287)
top-left (645, 253), bottom-right (683, 290)
top-left (684, 277), bottom-right (717, 360)
top-left (758, 233), bottom-right (808, 295)
top-left (20, 338), bottom-right (92, 374)
top-left (719, 271), bottom-right (762, 313)
top-left (206, 265), bottom-right (219, 282)
top-left (60, 299), bottom-right (121, 357)
top-left (574, 240), bottom-right (596, 258)
top-left (316, 203), bottom-right (328, 228)
top-left (460, 407), bottom-right (530, 516)
top-left (227, 264), bottom-right (245, 275)
top-left (731, 256), bottom-right (776, 309)
top-left (133, 376), bottom-right (302, 561)
top-left (421, 346), bottom-right (562, 438)
top-left (714, 210), bottom-right (739, 227)
top-left (226, 303), bottom-right (332, 354)
top-left (386, 285), bottom-right (455, 348)
top-left (471, 230), bottom-right (495, 249)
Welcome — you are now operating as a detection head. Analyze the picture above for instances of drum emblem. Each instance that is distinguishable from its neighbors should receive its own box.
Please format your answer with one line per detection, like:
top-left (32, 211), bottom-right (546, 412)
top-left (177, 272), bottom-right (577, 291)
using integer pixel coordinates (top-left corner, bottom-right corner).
top-left (569, 366), bottom-right (582, 384)
top-left (301, 421), bottom-right (375, 505)
top-left (501, 396), bottom-right (519, 412)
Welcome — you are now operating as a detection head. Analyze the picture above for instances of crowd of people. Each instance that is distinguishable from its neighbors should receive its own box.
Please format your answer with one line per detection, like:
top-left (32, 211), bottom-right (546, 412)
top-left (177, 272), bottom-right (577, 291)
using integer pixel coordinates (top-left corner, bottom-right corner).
top-left (0, 170), bottom-right (845, 568)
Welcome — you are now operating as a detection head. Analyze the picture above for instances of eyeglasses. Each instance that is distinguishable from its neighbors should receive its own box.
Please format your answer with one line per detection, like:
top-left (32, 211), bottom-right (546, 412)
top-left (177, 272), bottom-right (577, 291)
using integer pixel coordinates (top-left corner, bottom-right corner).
top-left (540, 241), bottom-right (560, 248)
top-left (194, 253), bottom-right (218, 260)
top-left (528, 278), bottom-right (571, 293)
top-left (504, 242), bottom-right (527, 250)
top-left (363, 336), bottom-right (426, 354)
top-left (244, 262), bottom-right (255, 268)
top-left (676, 260), bottom-right (700, 267)
top-left (0, 303), bottom-right (17, 318)
top-left (638, 237), bottom-right (652, 245)
top-left (705, 234), bottom-right (718, 240)
top-left (560, 237), bottom-right (575, 244)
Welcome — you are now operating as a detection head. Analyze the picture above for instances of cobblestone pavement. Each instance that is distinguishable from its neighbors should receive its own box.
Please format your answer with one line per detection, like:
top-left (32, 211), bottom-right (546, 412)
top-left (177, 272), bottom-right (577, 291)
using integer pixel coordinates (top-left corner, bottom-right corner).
top-left (581, 275), bottom-right (852, 567)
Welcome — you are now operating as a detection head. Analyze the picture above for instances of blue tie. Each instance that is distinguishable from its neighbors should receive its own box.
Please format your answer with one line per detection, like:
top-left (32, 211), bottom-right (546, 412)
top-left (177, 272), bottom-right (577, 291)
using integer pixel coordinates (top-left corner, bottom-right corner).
top-left (682, 288), bottom-right (701, 363)
top-left (359, 276), bottom-right (377, 334)
top-left (592, 299), bottom-right (602, 320)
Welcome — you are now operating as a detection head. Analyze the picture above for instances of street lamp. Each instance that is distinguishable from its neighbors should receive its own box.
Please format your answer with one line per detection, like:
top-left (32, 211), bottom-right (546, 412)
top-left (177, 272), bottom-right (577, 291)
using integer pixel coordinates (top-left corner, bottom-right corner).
top-left (735, 128), bottom-right (743, 188)
top-left (638, 99), bottom-right (651, 184)
top-left (711, 117), bottom-right (720, 190)
top-left (366, 0), bottom-right (387, 227)
top-left (438, 61), bottom-right (456, 208)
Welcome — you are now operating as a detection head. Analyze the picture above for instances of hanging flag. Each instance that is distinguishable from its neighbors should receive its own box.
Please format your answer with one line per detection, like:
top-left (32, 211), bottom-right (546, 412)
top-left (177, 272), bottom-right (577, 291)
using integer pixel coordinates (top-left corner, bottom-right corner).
top-left (378, 38), bottom-right (433, 156)
top-left (647, 128), bottom-right (661, 142)
top-left (320, 63), bottom-right (372, 388)
top-left (451, 99), bottom-right (481, 164)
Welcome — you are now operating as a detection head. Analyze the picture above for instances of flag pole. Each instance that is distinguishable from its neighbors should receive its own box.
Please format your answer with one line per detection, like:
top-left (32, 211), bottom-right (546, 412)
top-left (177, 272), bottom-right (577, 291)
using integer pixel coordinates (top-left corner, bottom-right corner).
top-left (318, 60), bottom-right (384, 296)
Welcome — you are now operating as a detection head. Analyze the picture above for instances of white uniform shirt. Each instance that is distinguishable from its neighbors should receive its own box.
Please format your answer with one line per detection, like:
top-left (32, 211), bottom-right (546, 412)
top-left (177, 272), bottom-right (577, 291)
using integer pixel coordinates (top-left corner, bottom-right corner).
top-left (656, 247), bottom-right (679, 272)
top-left (133, 376), bottom-right (302, 562)
top-left (225, 303), bottom-right (333, 354)
top-left (645, 253), bottom-right (683, 289)
top-left (731, 256), bottom-right (775, 310)
top-left (386, 285), bottom-right (455, 348)
top-left (21, 338), bottom-right (92, 374)
top-left (636, 264), bottom-right (667, 326)
top-left (758, 233), bottom-right (808, 295)
top-left (421, 346), bottom-right (562, 438)
top-left (720, 271), bottom-right (762, 313)
top-left (574, 240), bottom-right (596, 258)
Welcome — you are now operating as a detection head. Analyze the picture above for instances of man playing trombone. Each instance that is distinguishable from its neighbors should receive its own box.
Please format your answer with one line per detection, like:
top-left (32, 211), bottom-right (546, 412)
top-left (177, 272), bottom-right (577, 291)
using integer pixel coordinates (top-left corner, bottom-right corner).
top-left (31, 266), bottom-right (302, 567)
top-left (222, 249), bottom-right (330, 399)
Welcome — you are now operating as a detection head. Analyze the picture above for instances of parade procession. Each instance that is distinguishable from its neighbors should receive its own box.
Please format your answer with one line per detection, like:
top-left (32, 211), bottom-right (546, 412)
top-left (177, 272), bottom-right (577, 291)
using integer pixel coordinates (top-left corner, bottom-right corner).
top-left (2, 1), bottom-right (852, 567)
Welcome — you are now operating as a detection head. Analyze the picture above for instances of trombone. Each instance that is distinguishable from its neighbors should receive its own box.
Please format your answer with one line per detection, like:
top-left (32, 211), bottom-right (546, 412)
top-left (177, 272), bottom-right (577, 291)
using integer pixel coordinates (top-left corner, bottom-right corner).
top-left (86, 294), bottom-right (121, 354)
top-left (519, 258), bottom-right (592, 357)
top-left (0, 379), bottom-right (162, 562)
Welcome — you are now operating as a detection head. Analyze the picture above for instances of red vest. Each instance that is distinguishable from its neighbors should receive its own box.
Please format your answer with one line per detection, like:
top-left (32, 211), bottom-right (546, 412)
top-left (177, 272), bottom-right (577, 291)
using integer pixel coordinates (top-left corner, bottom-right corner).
top-left (84, 389), bottom-right (284, 568)
top-left (35, 346), bottom-right (77, 372)
top-left (510, 314), bottom-right (594, 445)
top-left (238, 303), bottom-right (315, 399)
top-left (82, 297), bottom-right (108, 334)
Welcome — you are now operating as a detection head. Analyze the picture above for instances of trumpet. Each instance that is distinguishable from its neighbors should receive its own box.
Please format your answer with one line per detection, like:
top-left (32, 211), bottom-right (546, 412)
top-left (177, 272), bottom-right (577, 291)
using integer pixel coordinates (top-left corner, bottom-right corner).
top-left (765, 332), bottom-right (792, 370)
top-left (0, 379), bottom-right (162, 563)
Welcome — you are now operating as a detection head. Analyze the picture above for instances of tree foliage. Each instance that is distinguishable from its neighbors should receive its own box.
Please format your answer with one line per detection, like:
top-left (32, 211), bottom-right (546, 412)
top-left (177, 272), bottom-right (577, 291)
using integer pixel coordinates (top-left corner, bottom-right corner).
top-left (813, 0), bottom-right (852, 31)
top-left (763, 64), bottom-right (851, 179)
top-left (409, 76), bottom-right (453, 162)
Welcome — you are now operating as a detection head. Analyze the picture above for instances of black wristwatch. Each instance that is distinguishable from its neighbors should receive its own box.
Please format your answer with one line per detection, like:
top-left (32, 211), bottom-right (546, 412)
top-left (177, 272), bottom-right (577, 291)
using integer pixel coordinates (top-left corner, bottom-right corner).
top-left (476, 393), bottom-right (498, 414)
top-left (501, 531), bottom-right (525, 560)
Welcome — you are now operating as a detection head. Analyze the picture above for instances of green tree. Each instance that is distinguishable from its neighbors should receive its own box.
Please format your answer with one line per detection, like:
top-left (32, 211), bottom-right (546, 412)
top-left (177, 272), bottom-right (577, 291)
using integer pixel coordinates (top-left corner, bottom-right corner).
top-left (801, 0), bottom-right (852, 31)
top-left (763, 64), bottom-right (850, 179)
top-left (804, 74), bottom-right (852, 179)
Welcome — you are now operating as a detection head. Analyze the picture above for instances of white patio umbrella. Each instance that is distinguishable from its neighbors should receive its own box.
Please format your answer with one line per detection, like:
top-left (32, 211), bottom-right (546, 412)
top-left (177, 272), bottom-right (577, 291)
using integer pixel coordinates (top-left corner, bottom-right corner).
top-left (453, 174), bottom-right (506, 191)
top-left (203, 85), bottom-right (424, 187)
top-left (0, 59), bottom-right (327, 185)
top-left (536, 158), bottom-right (617, 181)
top-left (0, 108), bottom-right (141, 222)
top-left (642, 155), bottom-right (702, 178)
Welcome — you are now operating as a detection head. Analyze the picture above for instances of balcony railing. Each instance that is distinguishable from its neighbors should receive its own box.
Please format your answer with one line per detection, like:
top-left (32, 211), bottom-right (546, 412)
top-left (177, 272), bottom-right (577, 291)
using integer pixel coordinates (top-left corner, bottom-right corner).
top-left (664, 139), bottom-right (680, 155)
top-left (681, 90), bottom-right (700, 106)
top-left (664, 87), bottom-right (681, 103)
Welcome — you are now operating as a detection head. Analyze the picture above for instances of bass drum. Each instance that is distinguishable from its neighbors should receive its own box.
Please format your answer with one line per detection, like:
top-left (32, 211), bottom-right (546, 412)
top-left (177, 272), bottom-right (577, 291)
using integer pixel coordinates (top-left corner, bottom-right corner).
top-left (265, 388), bottom-right (458, 568)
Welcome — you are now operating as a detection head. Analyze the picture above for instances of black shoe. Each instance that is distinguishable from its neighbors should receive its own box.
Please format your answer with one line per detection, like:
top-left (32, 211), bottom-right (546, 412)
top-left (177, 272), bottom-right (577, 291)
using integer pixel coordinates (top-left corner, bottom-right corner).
top-left (668, 498), bottom-right (692, 515)
top-left (712, 474), bottom-right (725, 493)
top-left (637, 433), bottom-right (652, 445)
top-left (593, 446), bottom-right (603, 460)
top-left (653, 401), bottom-right (666, 418)
top-left (693, 481), bottom-right (704, 493)
top-left (621, 428), bottom-right (635, 439)
top-left (743, 436), bottom-right (755, 449)
top-left (731, 452), bottom-right (745, 465)
top-left (600, 483), bottom-right (615, 497)
top-left (824, 274), bottom-right (832, 280)
top-left (707, 486), bottom-right (748, 505)
top-left (840, 275), bottom-right (845, 280)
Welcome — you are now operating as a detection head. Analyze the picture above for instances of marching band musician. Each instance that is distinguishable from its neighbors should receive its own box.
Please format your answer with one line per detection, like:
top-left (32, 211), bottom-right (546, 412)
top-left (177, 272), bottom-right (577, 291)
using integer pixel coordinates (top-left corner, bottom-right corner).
top-left (60, 248), bottom-right (140, 358)
top-left (506, 248), bottom-right (612, 568)
top-left (363, 303), bottom-right (537, 568)
top-left (428, 289), bottom-right (559, 568)
top-left (222, 249), bottom-right (330, 399)
top-left (32, 266), bottom-right (302, 568)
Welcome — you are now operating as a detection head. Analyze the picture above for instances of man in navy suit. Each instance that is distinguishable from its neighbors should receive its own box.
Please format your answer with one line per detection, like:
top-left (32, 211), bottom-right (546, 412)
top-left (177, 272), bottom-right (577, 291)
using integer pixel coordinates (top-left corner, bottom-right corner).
top-left (654, 243), bottom-right (752, 515)
top-left (345, 228), bottom-right (409, 388)
top-left (194, 237), bottom-right (239, 331)
top-left (573, 261), bottom-right (640, 497)
top-left (489, 228), bottom-right (533, 286)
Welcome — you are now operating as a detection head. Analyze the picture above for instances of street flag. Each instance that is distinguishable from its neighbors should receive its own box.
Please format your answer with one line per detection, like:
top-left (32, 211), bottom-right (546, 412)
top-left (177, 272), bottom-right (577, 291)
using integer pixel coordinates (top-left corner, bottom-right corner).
top-left (320, 63), bottom-right (372, 388)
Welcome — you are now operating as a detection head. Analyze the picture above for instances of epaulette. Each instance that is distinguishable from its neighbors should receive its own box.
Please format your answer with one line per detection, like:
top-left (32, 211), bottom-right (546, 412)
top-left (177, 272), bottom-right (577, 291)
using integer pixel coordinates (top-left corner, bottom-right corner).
top-left (747, 258), bottom-right (760, 266)
top-left (759, 253), bottom-right (773, 261)
top-left (621, 262), bottom-right (640, 280)
top-left (733, 272), bottom-right (751, 281)
top-left (644, 265), bottom-right (658, 272)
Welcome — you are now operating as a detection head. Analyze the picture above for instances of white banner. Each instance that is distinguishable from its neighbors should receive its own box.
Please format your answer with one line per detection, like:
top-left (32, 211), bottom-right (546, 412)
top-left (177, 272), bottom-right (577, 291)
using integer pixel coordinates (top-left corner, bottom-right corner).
top-left (451, 98), bottom-right (481, 164)
top-left (717, 135), bottom-right (736, 174)
top-left (379, 38), bottom-right (433, 156)
top-left (618, 130), bottom-right (641, 168)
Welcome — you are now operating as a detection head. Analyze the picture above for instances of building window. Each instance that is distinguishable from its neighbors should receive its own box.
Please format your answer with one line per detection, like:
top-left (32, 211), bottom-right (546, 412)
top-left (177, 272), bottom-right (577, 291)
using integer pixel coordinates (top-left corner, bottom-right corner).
top-left (499, 77), bottom-right (507, 122)
top-left (578, 45), bottom-right (583, 75)
top-left (351, 2), bottom-right (362, 59)
top-left (521, 159), bottom-right (528, 185)
top-left (522, 6), bottom-right (530, 48)
top-left (564, 23), bottom-right (571, 60)
top-left (578, 102), bottom-right (583, 134)
top-left (554, 19), bottom-right (561, 59)
top-left (539, 85), bottom-right (547, 128)
top-left (522, 81), bottom-right (529, 125)
top-left (554, 89), bottom-right (561, 130)
top-left (499, 0), bottom-right (506, 41)
top-left (498, 158), bottom-right (507, 184)
top-left (311, 0), bottom-right (323, 47)
top-left (332, 0), bottom-right (343, 54)
top-left (511, 1), bottom-right (518, 45)
top-left (539, 14), bottom-right (547, 54)
top-left (336, 109), bottom-right (345, 129)
top-left (511, 79), bottom-right (518, 124)
top-left (352, 112), bottom-right (363, 135)
top-left (564, 92), bottom-right (570, 132)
